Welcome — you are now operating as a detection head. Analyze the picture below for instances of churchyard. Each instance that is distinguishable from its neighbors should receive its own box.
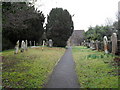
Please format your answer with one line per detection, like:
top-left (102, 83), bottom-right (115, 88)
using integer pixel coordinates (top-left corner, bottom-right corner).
top-left (1, 1), bottom-right (120, 89)
top-left (1, 42), bottom-right (119, 88)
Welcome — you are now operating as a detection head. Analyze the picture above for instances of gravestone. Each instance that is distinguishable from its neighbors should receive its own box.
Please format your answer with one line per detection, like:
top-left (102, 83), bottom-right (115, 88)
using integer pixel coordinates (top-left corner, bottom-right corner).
top-left (42, 40), bottom-right (45, 51)
top-left (95, 40), bottom-right (99, 51)
top-left (46, 40), bottom-right (49, 46)
top-left (103, 36), bottom-right (108, 54)
top-left (34, 41), bottom-right (35, 46)
top-left (25, 40), bottom-right (28, 51)
top-left (83, 40), bottom-right (86, 46)
top-left (21, 40), bottom-right (25, 52)
top-left (90, 40), bottom-right (95, 50)
top-left (43, 40), bottom-right (45, 47)
top-left (29, 41), bottom-right (32, 46)
top-left (49, 39), bottom-right (53, 47)
top-left (111, 33), bottom-right (117, 55)
top-left (14, 40), bottom-right (19, 54)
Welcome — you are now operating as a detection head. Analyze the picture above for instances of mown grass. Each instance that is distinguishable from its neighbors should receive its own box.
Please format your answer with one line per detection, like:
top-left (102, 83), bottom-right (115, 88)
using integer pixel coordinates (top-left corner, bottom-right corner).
top-left (72, 46), bottom-right (119, 88)
top-left (2, 47), bottom-right (65, 88)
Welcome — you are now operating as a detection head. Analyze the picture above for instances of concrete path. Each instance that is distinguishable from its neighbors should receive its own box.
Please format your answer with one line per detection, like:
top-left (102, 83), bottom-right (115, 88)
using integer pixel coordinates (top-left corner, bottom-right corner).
top-left (46, 47), bottom-right (80, 88)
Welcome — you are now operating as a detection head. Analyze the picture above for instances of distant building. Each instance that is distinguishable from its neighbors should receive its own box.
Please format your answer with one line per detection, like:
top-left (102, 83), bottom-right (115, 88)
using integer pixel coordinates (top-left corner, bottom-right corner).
top-left (67, 30), bottom-right (85, 46)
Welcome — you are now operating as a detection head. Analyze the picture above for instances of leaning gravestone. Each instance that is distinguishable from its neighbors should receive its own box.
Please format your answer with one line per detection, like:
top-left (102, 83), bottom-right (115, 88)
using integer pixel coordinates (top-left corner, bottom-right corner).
top-left (111, 33), bottom-right (117, 55)
top-left (49, 39), bottom-right (53, 47)
top-left (103, 36), bottom-right (109, 54)
top-left (21, 40), bottom-right (25, 52)
top-left (14, 40), bottom-right (19, 54)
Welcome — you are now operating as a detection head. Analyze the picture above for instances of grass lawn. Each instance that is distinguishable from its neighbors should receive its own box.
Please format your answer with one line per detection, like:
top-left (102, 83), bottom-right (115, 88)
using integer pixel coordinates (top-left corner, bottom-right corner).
top-left (72, 46), bottom-right (119, 88)
top-left (2, 47), bottom-right (65, 88)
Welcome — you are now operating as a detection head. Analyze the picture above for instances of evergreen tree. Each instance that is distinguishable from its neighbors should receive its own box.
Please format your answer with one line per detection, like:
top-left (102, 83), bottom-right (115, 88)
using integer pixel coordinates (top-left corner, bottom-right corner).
top-left (2, 2), bottom-right (45, 50)
top-left (46, 8), bottom-right (74, 47)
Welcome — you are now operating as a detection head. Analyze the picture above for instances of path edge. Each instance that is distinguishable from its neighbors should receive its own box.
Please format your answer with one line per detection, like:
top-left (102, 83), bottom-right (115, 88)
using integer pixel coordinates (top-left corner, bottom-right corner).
top-left (71, 47), bottom-right (81, 87)
top-left (43, 49), bottom-right (67, 88)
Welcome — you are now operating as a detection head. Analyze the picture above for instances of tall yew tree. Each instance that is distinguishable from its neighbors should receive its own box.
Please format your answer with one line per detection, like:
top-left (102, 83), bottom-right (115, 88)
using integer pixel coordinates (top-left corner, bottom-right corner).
top-left (2, 2), bottom-right (45, 50)
top-left (46, 8), bottom-right (74, 47)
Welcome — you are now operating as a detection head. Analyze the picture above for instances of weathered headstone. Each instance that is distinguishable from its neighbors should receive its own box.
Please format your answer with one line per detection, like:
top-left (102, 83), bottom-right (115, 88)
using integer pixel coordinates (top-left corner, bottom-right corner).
top-left (95, 40), bottom-right (99, 51)
top-left (34, 41), bottom-right (35, 46)
top-left (14, 40), bottom-right (19, 54)
top-left (25, 40), bottom-right (28, 51)
top-left (111, 33), bottom-right (117, 55)
top-left (43, 40), bottom-right (45, 47)
top-left (21, 40), bottom-right (25, 52)
top-left (103, 36), bottom-right (109, 54)
top-left (29, 41), bottom-right (32, 46)
top-left (83, 40), bottom-right (86, 46)
top-left (42, 40), bottom-right (45, 51)
top-left (90, 40), bottom-right (95, 50)
top-left (49, 39), bottom-right (53, 47)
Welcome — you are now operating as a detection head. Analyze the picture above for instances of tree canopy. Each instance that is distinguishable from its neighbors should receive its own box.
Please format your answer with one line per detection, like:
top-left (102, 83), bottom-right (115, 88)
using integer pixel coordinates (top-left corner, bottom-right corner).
top-left (46, 8), bottom-right (74, 47)
top-left (2, 2), bottom-right (45, 50)
top-left (85, 25), bottom-right (114, 41)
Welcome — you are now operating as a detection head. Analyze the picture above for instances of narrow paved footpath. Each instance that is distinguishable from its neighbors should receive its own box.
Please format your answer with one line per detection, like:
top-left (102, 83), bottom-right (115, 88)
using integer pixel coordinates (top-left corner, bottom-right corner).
top-left (46, 47), bottom-right (80, 88)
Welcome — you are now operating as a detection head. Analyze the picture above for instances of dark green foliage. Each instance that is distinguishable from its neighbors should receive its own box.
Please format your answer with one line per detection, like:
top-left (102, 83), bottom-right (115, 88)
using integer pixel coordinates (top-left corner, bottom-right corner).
top-left (85, 25), bottom-right (113, 41)
top-left (46, 8), bottom-right (74, 47)
top-left (2, 2), bottom-right (45, 50)
top-left (87, 54), bottom-right (104, 59)
top-left (2, 38), bottom-right (14, 50)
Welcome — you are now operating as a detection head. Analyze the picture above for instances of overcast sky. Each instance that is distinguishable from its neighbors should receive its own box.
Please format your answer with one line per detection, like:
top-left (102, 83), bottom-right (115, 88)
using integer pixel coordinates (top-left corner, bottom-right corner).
top-left (35, 0), bottom-right (119, 31)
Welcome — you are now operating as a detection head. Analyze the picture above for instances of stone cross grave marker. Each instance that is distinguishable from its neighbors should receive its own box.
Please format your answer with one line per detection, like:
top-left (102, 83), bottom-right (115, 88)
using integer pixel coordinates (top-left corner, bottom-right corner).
top-left (14, 40), bottom-right (19, 54)
top-left (111, 33), bottom-right (117, 55)
top-left (103, 36), bottom-right (109, 54)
